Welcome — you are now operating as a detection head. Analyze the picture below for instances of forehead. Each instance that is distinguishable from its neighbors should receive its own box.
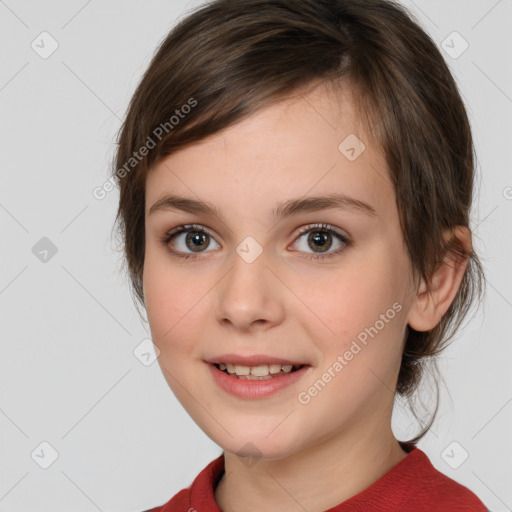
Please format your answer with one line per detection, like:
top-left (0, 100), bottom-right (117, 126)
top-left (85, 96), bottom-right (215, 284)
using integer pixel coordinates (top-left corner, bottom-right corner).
top-left (145, 81), bottom-right (393, 220)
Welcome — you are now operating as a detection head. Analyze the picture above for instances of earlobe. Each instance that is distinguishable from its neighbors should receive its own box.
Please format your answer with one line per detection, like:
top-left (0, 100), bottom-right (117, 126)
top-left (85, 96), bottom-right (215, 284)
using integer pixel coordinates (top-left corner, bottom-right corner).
top-left (407, 226), bottom-right (471, 332)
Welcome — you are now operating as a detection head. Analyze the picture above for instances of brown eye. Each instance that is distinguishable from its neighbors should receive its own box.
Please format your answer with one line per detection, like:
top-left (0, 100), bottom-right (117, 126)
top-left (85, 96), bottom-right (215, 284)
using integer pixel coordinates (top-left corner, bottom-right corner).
top-left (306, 230), bottom-right (333, 253)
top-left (161, 224), bottom-right (220, 258)
top-left (292, 223), bottom-right (351, 260)
top-left (183, 230), bottom-right (211, 252)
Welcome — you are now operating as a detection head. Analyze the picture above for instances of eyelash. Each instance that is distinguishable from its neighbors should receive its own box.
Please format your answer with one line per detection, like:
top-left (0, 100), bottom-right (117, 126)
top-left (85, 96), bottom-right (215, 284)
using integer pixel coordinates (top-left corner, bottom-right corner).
top-left (159, 223), bottom-right (351, 261)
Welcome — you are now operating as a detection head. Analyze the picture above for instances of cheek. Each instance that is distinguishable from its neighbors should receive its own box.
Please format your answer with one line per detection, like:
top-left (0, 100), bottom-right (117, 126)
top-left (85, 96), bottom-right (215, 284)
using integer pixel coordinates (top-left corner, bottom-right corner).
top-left (144, 261), bottom-right (209, 403)
top-left (310, 270), bottom-right (400, 336)
top-left (143, 254), bottom-right (205, 353)
top-left (301, 253), bottom-right (407, 371)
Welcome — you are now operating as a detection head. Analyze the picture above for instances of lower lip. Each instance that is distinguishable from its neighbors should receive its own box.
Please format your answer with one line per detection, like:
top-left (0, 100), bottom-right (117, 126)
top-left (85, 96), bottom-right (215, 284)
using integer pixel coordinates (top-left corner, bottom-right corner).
top-left (207, 363), bottom-right (311, 399)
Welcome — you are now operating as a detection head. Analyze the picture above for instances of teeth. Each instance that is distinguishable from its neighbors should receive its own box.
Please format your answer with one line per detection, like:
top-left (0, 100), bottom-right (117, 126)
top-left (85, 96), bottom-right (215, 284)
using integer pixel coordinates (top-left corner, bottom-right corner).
top-left (218, 363), bottom-right (301, 377)
top-left (234, 365), bottom-right (250, 376)
top-left (269, 364), bottom-right (282, 374)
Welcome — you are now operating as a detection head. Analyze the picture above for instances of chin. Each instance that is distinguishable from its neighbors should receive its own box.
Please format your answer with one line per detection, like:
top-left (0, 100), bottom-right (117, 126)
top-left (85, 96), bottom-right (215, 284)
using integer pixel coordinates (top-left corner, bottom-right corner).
top-left (210, 425), bottom-right (305, 461)
top-left (225, 441), bottom-right (297, 461)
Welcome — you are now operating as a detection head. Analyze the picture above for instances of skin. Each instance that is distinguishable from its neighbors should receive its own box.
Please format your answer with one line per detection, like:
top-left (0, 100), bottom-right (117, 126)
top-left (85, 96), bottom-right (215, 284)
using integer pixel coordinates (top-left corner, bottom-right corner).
top-left (143, 80), bottom-right (471, 512)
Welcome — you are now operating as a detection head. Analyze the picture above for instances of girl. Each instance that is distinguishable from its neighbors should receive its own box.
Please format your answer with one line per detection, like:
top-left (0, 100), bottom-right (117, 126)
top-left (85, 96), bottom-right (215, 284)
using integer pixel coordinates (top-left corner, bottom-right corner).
top-left (112, 0), bottom-right (488, 510)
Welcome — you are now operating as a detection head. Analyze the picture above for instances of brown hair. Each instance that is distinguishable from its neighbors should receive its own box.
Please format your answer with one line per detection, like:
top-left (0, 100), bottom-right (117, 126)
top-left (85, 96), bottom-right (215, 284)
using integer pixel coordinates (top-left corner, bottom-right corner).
top-left (111, 0), bottom-right (486, 444)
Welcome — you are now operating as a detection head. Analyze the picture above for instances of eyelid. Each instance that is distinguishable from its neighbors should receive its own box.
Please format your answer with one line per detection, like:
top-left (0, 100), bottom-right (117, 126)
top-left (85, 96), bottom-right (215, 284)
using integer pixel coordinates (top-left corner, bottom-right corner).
top-left (161, 222), bottom-right (351, 260)
top-left (164, 223), bottom-right (215, 238)
top-left (163, 222), bottom-right (349, 241)
top-left (289, 223), bottom-right (351, 259)
top-left (161, 223), bottom-right (218, 247)
top-left (294, 222), bottom-right (349, 240)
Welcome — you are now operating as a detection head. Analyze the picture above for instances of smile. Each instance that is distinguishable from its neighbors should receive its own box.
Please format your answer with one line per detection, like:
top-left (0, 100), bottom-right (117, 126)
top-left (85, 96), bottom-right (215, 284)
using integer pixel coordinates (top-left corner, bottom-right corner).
top-left (208, 362), bottom-right (311, 399)
top-left (214, 362), bottom-right (304, 380)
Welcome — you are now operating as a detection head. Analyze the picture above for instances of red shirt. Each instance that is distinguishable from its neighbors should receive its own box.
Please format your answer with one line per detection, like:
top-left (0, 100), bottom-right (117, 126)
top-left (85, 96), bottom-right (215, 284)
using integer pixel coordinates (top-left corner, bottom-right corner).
top-left (143, 445), bottom-right (488, 511)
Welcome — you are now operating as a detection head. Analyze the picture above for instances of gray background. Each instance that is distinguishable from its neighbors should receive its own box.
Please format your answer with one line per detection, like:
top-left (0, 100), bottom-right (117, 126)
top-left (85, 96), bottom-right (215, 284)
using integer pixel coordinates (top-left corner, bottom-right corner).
top-left (0, 0), bottom-right (511, 510)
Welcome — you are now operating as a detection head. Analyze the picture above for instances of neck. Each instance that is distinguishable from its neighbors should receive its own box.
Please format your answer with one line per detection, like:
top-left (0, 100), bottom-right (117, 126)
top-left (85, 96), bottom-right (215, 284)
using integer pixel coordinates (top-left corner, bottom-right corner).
top-left (215, 423), bottom-right (408, 512)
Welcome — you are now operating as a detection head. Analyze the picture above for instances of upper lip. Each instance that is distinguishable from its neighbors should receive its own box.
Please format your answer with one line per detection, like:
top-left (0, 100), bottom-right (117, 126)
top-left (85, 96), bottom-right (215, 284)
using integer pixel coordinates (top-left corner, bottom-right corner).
top-left (205, 354), bottom-right (309, 367)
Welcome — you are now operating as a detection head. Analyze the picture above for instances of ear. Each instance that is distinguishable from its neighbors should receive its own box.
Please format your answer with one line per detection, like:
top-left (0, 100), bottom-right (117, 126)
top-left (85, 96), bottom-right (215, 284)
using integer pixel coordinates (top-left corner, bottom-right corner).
top-left (407, 226), bottom-right (471, 332)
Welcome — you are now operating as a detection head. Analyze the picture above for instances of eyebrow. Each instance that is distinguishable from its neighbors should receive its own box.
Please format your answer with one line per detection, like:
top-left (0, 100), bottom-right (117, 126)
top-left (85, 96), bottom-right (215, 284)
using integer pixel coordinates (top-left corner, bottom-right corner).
top-left (148, 193), bottom-right (377, 221)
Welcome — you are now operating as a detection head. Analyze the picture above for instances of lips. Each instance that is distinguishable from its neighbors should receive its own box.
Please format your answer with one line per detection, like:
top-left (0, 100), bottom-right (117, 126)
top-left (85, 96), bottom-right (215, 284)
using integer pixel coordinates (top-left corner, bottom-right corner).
top-left (207, 361), bottom-right (312, 399)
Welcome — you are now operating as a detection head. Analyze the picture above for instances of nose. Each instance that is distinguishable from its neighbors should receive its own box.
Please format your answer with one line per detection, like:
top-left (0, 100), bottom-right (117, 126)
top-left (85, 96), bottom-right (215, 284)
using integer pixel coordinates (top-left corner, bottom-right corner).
top-left (215, 246), bottom-right (285, 331)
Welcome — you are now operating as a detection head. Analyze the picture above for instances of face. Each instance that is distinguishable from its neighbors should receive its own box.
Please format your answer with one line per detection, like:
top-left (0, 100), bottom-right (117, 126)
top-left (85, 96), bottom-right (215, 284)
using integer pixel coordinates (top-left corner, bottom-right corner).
top-left (143, 81), bottom-right (417, 460)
